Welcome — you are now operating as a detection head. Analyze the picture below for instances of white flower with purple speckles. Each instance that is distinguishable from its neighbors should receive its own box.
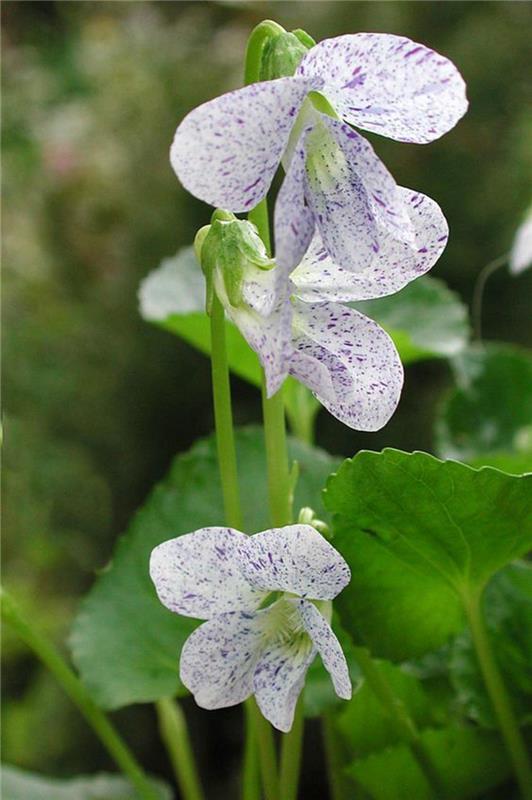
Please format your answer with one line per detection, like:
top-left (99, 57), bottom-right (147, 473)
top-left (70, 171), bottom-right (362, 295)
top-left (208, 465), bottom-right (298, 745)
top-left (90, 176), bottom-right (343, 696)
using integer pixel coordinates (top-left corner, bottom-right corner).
top-left (150, 525), bottom-right (352, 732)
top-left (171, 32), bottom-right (467, 271)
top-left (211, 185), bottom-right (447, 428)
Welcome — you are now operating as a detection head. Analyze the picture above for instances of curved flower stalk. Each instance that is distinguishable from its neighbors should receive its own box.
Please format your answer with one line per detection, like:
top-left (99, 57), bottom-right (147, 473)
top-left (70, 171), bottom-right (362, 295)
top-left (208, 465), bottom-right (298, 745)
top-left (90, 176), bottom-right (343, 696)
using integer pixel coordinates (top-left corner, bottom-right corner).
top-left (171, 31), bottom-right (467, 271)
top-left (150, 524), bottom-right (351, 732)
top-left (192, 190), bottom-right (448, 430)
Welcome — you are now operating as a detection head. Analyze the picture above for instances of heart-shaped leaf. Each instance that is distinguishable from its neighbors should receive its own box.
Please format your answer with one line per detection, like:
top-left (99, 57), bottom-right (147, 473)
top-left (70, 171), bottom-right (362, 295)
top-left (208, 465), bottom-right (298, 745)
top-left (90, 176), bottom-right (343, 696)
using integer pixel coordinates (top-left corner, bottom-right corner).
top-left (70, 427), bottom-right (338, 709)
top-left (324, 449), bottom-right (532, 661)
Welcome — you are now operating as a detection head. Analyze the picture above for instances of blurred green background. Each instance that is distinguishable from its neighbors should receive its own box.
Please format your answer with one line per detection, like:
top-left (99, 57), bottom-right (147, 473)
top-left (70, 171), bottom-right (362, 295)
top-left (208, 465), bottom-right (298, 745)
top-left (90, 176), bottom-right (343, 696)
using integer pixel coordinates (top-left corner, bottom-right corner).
top-left (2, 0), bottom-right (531, 796)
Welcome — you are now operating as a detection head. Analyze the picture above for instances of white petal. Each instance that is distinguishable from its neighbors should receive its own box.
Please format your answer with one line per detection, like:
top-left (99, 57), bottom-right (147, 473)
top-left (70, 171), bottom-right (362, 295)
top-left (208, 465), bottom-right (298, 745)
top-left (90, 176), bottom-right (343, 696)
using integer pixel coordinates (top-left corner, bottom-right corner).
top-left (292, 188), bottom-right (449, 302)
top-left (150, 528), bottom-right (264, 619)
top-left (510, 213), bottom-right (532, 275)
top-left (298, 601), bottom-right (351, 700)
top-left (304, 116), bottom-right (414, 273)
top-left (227, 288), bottom-right (294, 398)
top-left (274, 137), bottom-right (315, 272)
top-left (253, 622), bottom-right (316, 732)
top-left (170, 78), bottom-right (311, 211)
top-left (298, 33), bottom-right (468, 143)
top-left (239, 524), bottom-right (351, 600)
top-left (180, 611), bottom-right (263, 709)
top-left (289, 299), bottom-right (404, 431)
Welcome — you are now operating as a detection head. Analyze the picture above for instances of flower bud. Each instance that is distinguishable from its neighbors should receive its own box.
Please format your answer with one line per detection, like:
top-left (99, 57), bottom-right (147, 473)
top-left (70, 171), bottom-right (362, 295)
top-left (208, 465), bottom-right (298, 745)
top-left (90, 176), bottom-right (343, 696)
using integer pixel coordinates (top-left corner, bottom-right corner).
top-left (194, 211), bottom-right (274, 314)
top-left (259, 29), bottom-right (315, 81)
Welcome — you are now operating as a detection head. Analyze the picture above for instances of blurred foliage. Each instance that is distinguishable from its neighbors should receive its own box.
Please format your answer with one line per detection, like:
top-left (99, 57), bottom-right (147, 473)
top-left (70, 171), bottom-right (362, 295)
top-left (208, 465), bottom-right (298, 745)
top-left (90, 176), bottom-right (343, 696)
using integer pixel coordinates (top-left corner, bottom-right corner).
top-left (2, 0), bottom-right (532, 795)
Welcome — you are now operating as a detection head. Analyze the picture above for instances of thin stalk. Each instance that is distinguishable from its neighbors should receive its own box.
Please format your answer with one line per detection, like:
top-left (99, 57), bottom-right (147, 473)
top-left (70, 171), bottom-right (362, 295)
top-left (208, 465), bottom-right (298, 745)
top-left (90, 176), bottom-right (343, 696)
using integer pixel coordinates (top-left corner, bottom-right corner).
top-left (279, 699), bottom-right (305, 800)
top-left (465, 592), bottom-right (532, 799)
top-left (1, 589), bottom-right (158, 800)
top-left (322, 713), bottom-right (351, 800)
top-left (248, 698), bottom-right (280, 800)
top-left (156, 698), bottom-right (205, 800)
top-left (353, 646), bottom-right (445, 799)
top-left (243, 701), bottom-right (261, 800)
top-left (210, 292), bottom-right (243, 530)
top-left (261, 378), bottom-right (293, 528)
top-left (472, 254), bottom-right (507, 341)
top-left (209, 287), bottom-right (279, 799)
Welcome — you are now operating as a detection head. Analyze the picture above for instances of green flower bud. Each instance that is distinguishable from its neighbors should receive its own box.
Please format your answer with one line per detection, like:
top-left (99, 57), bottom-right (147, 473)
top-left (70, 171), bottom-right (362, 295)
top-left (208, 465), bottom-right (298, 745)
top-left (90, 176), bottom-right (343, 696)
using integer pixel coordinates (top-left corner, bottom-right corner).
top-left (194, 211), bottom-right (274, 315)
top-left (259, 29), bottom-right (315, 81)
top-left (297, 505), bottom-right (332, 540)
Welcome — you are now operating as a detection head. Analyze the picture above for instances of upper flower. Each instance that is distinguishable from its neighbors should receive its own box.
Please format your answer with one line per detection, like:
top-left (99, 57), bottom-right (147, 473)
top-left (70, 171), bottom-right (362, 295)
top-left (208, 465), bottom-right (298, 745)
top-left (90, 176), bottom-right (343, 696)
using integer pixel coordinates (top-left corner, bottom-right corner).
top-left (170, 32), bottom-right (467, 271)
top-left (150, 524), bottom-right (352, 732)
top-left (185, 185), bottom-right (447, 429)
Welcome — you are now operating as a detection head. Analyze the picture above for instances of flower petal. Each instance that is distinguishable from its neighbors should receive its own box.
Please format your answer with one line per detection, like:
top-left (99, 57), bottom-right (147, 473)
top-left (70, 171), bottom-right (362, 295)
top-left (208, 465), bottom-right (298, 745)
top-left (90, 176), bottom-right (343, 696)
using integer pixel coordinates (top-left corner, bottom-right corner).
top-left (180, 611), bottom-right (263, 709)
top-left (253, 626), bottom-right (316, 732)
top-left (510, 213), bottom-right (532, 275)
top-left (303, 115), bottom-right (414, 272)
top-left (298, 600), bottom-right (352, 700)
top-left (274, 137), bottom-right (315, 273)
top-left (289, 299), bottom-right (404, 431)
top-left (150, 528), bottom-right (264, 619)
top-left (292, 188), bottom-right (449, 302)
top-left (239, 524), bottom-right (351, 600)
top-left (170, 78), bottom-right (311, 211)
top-left (298, 33), bottom-right (468, 143)
top-left (227, 287), bottom-right (294, 397)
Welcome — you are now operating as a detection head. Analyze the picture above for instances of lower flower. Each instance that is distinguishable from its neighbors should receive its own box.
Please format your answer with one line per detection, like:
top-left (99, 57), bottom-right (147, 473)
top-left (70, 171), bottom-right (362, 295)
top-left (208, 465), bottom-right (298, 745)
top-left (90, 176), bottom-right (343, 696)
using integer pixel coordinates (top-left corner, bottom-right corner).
top-left (150, 524), bottom-right (352, 732)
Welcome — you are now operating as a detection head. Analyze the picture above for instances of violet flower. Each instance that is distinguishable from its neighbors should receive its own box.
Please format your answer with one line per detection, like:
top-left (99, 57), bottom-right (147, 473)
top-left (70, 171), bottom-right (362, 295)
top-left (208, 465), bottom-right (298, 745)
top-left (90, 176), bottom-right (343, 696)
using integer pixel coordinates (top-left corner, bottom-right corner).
top-left (140, 186), bottom-right (448, 430)
top-left (171, 32), bottom-right (467, 271)
top-left (150, 524), bottom-right (351, 732)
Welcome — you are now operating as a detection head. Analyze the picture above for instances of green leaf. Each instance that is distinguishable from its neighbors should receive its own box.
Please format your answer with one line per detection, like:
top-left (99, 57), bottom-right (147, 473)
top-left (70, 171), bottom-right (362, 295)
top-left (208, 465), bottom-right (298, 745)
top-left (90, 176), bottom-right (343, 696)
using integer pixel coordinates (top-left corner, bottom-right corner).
top-left (0, 765), bottom-right (171, 800)
top-left (324, 449), bottom-right (532, 661)
top-left (70, 427), bottom-right (338, 709)
top-left (451, 561), bottom-right (532, 728)
top-left (353, 276), bottom-right (470, 365)
top-left (348, 726), bottom-right (511, 800)
top-left (336, 659), bottom-right (437, 758)
top-left (436, 344), bottom-right (532, 472)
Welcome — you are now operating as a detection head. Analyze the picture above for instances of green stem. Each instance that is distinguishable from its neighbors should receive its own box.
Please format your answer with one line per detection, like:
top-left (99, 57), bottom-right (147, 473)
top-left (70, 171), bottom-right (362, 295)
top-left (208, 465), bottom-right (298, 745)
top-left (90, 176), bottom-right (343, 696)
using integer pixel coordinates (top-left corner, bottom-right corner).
top-left (210, 292), bottom-right (243, 530)
top-left (472, 253), bottom-right (507, 341)
top-left (261, 378), bottom-right (293, 528)
top-left (1, 589), bottom-right (158, 800)
top-left (156, 698), bottom-right (205, 800)
top-left (322, 713), bottom-right (351, 800)
top-left (243, 701), bottom-right (261, 800)
top-left (248, 698), bottom-right (280, 800)
top-left (280, 698), bottom-right (305, 800)
top-left (465, 592), bottom-right (532, 799)
top-left (353, 646), bottom-right (445, 799)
